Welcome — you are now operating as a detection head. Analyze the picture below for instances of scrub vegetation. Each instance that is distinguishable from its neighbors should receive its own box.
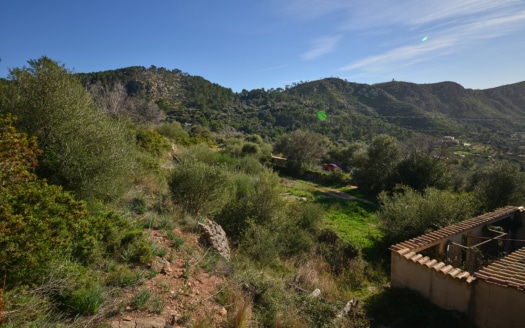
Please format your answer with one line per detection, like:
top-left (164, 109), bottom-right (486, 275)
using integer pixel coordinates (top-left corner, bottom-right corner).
top-left (1, 58), bottom-right (524, 327)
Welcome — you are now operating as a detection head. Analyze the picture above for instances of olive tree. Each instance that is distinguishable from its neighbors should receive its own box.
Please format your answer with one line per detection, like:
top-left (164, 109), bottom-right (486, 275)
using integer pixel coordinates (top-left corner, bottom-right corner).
top-left (377, 187), bottom-right (477, 245)
top-left (469, 161), bottom-right (525, 212)
top-left (7, 57), bottom-right (136, 201)
top-left (353, 134), bottom-right (401, 193)
top-left (273, 129), bottom-right (331, 174)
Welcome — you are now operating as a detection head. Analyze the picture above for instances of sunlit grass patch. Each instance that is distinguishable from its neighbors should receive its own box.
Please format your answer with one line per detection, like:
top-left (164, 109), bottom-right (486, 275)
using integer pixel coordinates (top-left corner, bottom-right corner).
top-left (317, 197), bottom-right (381, 250)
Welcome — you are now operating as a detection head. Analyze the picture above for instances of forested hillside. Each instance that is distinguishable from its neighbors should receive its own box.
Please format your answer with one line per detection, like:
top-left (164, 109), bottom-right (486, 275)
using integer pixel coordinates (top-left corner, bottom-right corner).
top-left (78, 67), bottom-right (525, 153)
top-left (1, 58), bottom-right (524, 327)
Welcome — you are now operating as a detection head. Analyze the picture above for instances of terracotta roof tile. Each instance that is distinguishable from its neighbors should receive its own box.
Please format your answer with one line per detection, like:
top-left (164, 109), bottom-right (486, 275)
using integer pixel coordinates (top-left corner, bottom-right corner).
top-left (440, 265), bottom-right (454, 275)
top-left (390, 207), bottom-right (521, 287)
top-left (433, 262), bottom-right (446, 271)
top-left (390, 206), bottom-right (519, 252)
top-left (475, 247), bottom-right (525, 290)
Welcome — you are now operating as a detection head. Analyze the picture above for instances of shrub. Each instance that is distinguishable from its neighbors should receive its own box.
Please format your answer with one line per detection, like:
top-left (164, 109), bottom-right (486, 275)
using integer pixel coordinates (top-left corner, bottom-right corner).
top-left (8, 57), bottom-right (136, 202)
top-left (377, 187), bottom-right (477, 245)
top-left (287, 201), bottom-right (324, 232)
top-left (241, 142), bottom-right (261, 155)
top-left (135, 128), bottom-right (169, 158)
top-left (155, 121), bottom-right (190, 141)
top-left (240, 221), bottom-right (283, 263)
top-left (0, 117), bottom-right (153, 286)
top-left (169, 161), bottom-right (233, 217)
top-left (215, 170), bottom-right (283, 240)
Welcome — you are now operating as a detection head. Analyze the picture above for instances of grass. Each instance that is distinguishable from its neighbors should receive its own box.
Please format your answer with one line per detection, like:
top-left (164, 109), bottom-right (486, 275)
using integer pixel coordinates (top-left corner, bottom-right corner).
top-left (131, 289), bottom-right (151, 309)
top-left (66, 284), bottom-right (106, 315)
top-left (316, 196), bottom-right (381, 251)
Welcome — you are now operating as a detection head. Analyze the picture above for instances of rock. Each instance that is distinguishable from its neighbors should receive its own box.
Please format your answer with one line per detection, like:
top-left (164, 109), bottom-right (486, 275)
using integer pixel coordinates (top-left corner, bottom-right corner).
top-left (337, 298), bottom-right (358, 318)
top-left (198, 219), bottom-right (231, 261)
top-left (136, 317), bottom-right (166, 328)
top-left (151, 256), bottom-right (171, 274)
top-left (167, 312), bottom-right (179, 326)
top-left (309, 288), bottom-right (321, 298)
top-left (121, 322), bottom-right (136, 328)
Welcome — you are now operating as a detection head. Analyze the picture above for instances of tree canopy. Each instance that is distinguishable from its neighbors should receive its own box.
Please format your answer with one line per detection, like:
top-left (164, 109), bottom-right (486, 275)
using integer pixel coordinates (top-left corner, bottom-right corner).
top-left (5, 57), bottom-right (136, 201)
top-left (273, 129), bottom-right (331, 174)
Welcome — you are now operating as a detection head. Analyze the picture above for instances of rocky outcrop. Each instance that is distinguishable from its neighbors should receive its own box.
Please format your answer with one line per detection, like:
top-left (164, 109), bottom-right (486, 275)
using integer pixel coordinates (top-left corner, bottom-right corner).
top-left (198, 219), bottom-right (231, 261)
top-left (151, 256), bottom-right (171, 274)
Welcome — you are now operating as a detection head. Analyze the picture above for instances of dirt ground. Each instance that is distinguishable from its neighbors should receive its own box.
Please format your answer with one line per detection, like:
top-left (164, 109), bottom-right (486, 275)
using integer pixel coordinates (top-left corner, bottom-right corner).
top-left (105, 228), bottom-right (230, 328)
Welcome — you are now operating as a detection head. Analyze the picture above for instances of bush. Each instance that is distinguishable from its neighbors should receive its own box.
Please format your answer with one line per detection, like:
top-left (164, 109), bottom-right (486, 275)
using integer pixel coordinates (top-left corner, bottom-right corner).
top-left (155, 121), bottom-right (190, 141)
top-left (7, 57), bottom-right (137, 202)
top-left (0, 117), bottom-right (152, 287)
top-left (135, 128), bottom-right (170, 158)
top-left (169, 161), bottom-right (233, 217)
top-left (377, 187), bottom-right (477, 245)
top-left (215, 170), bottom-right (283, 240)
top-left (240, 221), bottom-right (283, 263)
top-left (241, 142), bottom-right (261, 155)
top-left (469, 161), bottom-right (525, 211)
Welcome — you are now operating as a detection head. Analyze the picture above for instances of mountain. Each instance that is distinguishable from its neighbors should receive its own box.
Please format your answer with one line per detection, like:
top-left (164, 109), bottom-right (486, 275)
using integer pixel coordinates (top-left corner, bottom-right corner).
top-left (77, 67), bottom-right (525, 151)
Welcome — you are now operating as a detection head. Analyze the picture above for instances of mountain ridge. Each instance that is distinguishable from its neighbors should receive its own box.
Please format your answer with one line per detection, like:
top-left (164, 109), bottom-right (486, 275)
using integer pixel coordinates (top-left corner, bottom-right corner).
top-left (76, 66), bottom-right (525, 152)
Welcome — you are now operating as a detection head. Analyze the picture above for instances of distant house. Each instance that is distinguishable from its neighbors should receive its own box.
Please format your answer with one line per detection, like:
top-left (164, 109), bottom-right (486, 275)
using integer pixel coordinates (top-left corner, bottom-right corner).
top-left (443, 136), bottom-right (460, 144)
top-left (390, 206), bottom-right (525, 328)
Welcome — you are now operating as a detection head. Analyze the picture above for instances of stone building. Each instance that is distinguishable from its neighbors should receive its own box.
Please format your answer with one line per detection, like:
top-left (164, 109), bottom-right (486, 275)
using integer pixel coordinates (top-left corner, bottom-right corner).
top-left (390, 206), bottom-right (525, 328)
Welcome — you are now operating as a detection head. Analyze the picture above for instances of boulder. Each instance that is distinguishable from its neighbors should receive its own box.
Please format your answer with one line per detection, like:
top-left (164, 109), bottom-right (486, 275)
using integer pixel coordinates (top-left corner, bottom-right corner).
top-left (198, 219), bottom-right (231, 261)
top-left (151, 256), bottom-right (171, 274)
top-left (135, 317), bottom-right (166, 328)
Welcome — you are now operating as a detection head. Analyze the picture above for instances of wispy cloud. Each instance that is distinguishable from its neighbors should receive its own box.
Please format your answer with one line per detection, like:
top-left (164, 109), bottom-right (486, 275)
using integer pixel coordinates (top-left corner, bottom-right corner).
top-left (302, 35), bottom-right (341, 60)
top-left (278, 0), bottom-right (522, 28)
top-left (340, 8), bottom-right (525, 71)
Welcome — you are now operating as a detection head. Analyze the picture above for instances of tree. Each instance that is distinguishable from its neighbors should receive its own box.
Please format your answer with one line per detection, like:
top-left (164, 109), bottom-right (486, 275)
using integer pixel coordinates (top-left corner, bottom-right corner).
top-left (377, 187), bottom-right (477, 245)
top-left (7, 57), bottom-right (136, 201)
top-left (353, 134), bottom-right (401, 193)
top-left (395, 152), bottom-right (451, 191)
top-left (273, 129), bottom-right (331, 174)
top-left (469, 161), bottom-right (525, 212)
top-left (327, 141), bottom-right (368, 171)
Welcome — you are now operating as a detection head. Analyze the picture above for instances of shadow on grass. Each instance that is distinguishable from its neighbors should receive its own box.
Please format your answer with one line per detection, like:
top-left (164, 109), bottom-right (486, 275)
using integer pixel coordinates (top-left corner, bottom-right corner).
top-left (364, 287), bottom-right (476, 328)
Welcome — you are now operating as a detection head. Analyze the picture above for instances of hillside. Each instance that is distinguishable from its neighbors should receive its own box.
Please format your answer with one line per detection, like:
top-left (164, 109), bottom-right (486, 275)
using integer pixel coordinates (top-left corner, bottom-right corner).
top-left (78, 67), bottom-right (525, 151)
top-left (1, 58), bottom-right (503, 327)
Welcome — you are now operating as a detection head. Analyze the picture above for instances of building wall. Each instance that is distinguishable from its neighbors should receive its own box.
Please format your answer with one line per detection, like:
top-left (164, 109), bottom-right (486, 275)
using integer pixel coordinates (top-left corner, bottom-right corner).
top-left (469, 280), bottom-right (525, 328)
top-left (391, 253), bottom-right (473, 312)
top-left (392, 252), bottom-right (525, 328)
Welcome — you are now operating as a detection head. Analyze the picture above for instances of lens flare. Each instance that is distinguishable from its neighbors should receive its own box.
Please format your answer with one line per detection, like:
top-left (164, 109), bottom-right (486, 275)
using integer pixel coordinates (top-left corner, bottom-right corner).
top-left (317, 111), bottom-right (327, 121)
top-left (421, 36), bottom-right (429, 42)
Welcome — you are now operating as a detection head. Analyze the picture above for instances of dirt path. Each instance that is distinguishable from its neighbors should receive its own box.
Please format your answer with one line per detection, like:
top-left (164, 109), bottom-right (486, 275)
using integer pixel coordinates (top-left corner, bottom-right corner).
top-left (280, 178), bottom-right (374, 205)
top-left (321, 188), bottom-right (375, 205)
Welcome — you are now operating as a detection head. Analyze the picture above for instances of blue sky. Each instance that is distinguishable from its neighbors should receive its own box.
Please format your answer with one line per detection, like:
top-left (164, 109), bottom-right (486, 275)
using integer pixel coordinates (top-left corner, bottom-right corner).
top-left (1, 0), bottom-right (525, 92)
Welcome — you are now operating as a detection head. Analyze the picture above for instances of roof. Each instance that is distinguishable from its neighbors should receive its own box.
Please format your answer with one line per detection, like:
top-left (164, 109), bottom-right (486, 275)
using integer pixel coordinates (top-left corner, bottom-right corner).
top-left (396, 248), bottom-right (477, 284)
top-left (390, 206), bottom-right (520, 253)
top-left (475, 247), bottom-right (525, 290)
